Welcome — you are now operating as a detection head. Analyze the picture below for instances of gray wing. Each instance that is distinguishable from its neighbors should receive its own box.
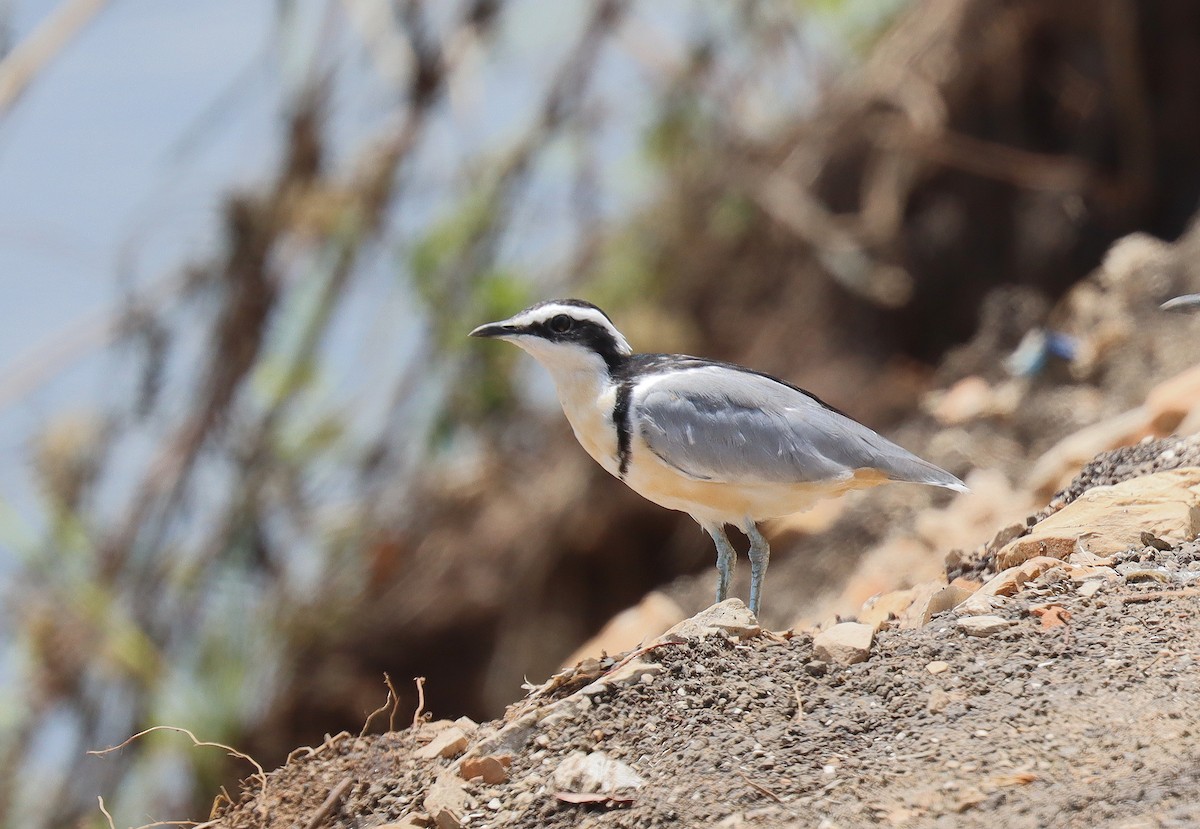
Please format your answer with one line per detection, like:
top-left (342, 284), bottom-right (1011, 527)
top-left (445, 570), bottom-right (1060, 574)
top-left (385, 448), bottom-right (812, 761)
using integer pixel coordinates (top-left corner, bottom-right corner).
top-left (633, 365), bottom-right (965, 489)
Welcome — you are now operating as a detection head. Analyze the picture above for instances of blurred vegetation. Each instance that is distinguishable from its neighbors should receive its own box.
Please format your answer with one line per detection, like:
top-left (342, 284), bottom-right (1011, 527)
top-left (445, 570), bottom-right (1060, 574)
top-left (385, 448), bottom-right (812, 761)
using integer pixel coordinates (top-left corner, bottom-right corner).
top-left (5, 0), bottom-right (1200, 826)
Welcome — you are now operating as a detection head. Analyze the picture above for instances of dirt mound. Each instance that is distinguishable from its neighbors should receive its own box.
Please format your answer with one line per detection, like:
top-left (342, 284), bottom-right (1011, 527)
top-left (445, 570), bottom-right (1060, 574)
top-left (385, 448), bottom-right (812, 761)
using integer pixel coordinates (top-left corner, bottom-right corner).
top-left (212, 526), bottom-right (1200, 828)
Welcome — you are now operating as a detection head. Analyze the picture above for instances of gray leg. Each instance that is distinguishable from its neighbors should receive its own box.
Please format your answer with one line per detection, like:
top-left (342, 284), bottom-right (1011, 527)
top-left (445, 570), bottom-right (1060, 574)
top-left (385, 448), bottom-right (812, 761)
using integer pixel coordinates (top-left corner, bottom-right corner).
top-left (743, 522), bottom-right (770, 617)
top-left (706, 525), bottom-right (737, 604)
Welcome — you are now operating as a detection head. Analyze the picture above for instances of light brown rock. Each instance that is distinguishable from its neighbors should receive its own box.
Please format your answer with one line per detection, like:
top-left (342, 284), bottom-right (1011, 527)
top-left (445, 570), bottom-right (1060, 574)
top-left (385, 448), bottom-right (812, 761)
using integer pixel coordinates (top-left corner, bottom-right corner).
top-left (813, 622), bottom-right (874, 665)
top-left (459, 753), bottom-right (512, 784)
top-left (956, 615), bottom-right (1013, 637)
top-left (898, 581), bottom-right (948, 629)
top-left (415, 726), bottom-right (469, 760)
top-left (900, 583), bottom-right (975, 628)
top-left (927, 688), bottom-right (965, 713)
top-left (858, 588), bottom-right (917, 630)
top-left (977, 556), bottom-right (1063, 597)
top-left (950, 576), bottom-right (984, 592)
top-left (661, 599), bottom-right (759, 642)
top-left (997, 468), bottom-right (1200, 568)
top-left (423, 771), bottom-right (472, 829)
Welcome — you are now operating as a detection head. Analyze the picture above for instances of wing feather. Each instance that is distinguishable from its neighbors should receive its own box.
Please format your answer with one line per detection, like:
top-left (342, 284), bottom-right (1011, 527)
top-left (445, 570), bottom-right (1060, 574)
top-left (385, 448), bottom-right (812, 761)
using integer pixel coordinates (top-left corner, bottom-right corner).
top-left (633, 365), bottom-right (963, 489)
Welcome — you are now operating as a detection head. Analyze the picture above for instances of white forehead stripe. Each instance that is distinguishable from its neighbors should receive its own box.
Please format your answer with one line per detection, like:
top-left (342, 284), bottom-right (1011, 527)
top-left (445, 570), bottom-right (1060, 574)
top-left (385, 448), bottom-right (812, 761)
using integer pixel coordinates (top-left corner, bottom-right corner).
top-left (507, 303), bottom-right (632, 355)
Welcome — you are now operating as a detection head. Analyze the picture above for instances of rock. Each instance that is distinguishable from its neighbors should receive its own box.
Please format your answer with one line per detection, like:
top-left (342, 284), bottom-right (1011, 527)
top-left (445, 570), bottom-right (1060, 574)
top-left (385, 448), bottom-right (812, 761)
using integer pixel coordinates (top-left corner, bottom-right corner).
top-left (468, 710), bottom-right (539, 758)
top-left (552, 750), bottom-right (646, 794)
top-left (997, 468), bottom-right (1200, 568)
top-left (956, 615), bottom-right (1013, 637)
top-left (804, 660), bottom-right (828, 677)
top-left (988, 522), bottom-right (1027, 552)
top-left (900, 582), bottom-right (975, 628)
top-left (954, 592), bottom-right (1009, 616)
top-left (423, 771), bottom-right (472, 829)
top-left (950, 576), bottom-right (984, 592)
top-left (415, 727), bottom-right (469, 760)
top-left (926, 661), bottom-right (950, 674)
top-left (812, 622), bottom-right (874, 665)
top-left (976, 556), bottom-right (1063, 597)
top-left (561, 591), bottom-right (686, 667)
top-left (858, 588), bottom-right (917, 630)
top-left (459, 753), bottom-right (512, 784)
top-left (927, 688), bottom-right (964, 714)
top-left (661, 599), bottom-right (759, 642)
top-left (898, 581), bottom-right (946, 629)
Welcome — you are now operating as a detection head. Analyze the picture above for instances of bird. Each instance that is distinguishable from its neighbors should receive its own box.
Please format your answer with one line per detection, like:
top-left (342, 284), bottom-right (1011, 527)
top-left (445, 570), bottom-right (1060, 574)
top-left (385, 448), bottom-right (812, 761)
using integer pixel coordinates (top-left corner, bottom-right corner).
top-left (470, 299), bottom-right (968, 616)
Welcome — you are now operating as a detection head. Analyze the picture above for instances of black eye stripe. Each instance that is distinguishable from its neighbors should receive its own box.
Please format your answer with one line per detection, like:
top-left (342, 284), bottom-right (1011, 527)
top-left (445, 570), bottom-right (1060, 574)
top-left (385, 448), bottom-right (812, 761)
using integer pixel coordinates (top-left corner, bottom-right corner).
top-left (548, 314), bottom-right (573, 333)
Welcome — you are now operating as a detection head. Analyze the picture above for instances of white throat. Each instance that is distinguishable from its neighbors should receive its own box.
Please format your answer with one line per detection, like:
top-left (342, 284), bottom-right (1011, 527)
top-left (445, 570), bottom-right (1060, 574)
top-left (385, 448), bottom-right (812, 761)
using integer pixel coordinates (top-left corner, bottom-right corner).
top-left (511, 337), bottom-right (621, 474)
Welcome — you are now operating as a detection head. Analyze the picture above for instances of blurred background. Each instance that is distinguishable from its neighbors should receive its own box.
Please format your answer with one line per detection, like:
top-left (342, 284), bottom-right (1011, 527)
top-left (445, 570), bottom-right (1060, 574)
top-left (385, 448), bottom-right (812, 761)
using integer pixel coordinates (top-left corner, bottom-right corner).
top-left (4, 0), bottom-right (1200, 825)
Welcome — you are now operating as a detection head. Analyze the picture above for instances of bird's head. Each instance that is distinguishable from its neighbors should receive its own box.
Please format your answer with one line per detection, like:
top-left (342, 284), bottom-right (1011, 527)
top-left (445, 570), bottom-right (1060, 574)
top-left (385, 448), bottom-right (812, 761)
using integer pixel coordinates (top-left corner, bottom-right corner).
top-left (470, 299), bottom-right (633, 378)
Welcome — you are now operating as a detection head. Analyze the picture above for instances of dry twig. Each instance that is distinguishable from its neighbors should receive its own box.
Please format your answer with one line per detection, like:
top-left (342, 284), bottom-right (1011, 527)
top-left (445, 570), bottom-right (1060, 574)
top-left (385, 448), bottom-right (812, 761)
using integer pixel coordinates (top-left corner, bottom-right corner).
top-left (360, 678), bottom-right (396, 738)
top-left (90, 726), bottom-right (268, 820)
top-left (302, 777), bottom-right (353, 829)
top-left (739, 772), bottom-right (784, 803)
top-left (411, 676), bottom-right (428, 729)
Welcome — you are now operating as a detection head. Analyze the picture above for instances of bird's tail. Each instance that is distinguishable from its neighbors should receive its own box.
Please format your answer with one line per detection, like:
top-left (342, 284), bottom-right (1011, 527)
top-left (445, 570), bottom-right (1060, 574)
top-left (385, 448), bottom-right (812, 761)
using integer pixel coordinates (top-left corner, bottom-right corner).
top-left (860, 433), bottom-right (969, 493)
top-left (884, 454), bottom-right (969, 493)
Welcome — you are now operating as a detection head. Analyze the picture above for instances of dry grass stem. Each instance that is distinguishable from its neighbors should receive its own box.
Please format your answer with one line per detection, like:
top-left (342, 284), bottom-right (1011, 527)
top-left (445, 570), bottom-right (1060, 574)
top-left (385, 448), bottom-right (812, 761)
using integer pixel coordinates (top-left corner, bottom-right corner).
top-left (301, 777), bottom-right (353, 829)
top-left (411, 676), bottom-right (427, 730)
top-left (90, 725), bottom-right (268, 822)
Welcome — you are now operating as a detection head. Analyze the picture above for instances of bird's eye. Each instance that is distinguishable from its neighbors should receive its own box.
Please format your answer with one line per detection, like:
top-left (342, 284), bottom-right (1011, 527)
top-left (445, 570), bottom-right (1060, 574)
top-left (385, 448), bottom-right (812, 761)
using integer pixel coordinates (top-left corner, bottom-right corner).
top-left (548, 314), bottom-right (573, 334)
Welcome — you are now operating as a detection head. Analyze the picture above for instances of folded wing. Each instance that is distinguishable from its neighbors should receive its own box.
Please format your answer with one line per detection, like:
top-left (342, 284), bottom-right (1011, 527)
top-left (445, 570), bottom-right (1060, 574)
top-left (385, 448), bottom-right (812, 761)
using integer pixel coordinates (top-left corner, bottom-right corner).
top-left (633, 365), bottom-right (965, 491)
